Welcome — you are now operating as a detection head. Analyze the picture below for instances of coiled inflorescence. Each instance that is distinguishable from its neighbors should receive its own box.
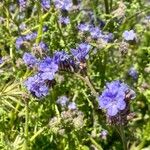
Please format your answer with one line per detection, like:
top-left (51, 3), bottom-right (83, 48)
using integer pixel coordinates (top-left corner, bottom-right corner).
top-left (24, 42), bottom-right (91, 98)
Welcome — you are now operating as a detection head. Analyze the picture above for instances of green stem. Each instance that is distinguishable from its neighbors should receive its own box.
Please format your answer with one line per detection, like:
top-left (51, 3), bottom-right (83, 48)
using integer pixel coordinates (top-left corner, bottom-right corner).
top-left (36, 14), bottom-right (43, 44)
top-left (84, 76), bottom-right (99, 98)
top-left (101, 51), bottom-right (107, 88)
top-left (104, 0), bottom-right (109, 14)
top-left (119, 125), bottom-right (128, 150)
top-left (75, 74), bottom-right (98, 98)
top-left (30, 127), bottom-right (46, 142)
top-left (23, 101), bottom-right (29, 150)
top-left (89, 137), bottom-right (103, 150)
top-left (35, 1), bottom-right (44, 44)
top-left (110, 0), bottom-right (113, 12)
top-left (92, 0), bottom-right (98, 24)
top-left (22, 9), bottom-right (53, 35)
top-left (10, 45), bottom-right (16, 72)
top-left (10, 103), bottom-right (20, 131)
top-left (122, 7), bottom-right (150, 28)
top-left (56, 19), bottom-right (69, 50)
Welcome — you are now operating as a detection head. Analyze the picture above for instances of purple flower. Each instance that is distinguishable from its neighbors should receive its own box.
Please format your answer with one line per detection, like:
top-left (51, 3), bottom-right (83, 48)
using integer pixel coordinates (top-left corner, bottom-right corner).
top-left (24, 74), bottom-right (49, 98)
top-left (0, 58), bottom-right (3, 64)
top-left (53, 51), bottom-right (70, 64)
top-left (122, 30), bottom-right (136, 41)
top-left (145, 16), bottom-right (150, 21)
top-left (24, 32), bottom-right (37, 41)
top-left (59, 16), bottom-right (70, 25)
top-left (98, 19), bottom-right (105, 28)
top-left (53, 51), bottom-right (77, 72)
top-left (19, 0), bottom-right (27, 9)
top-left (16, 33), bottom-right (37, 50)
top-left (78, 23), bottom-right (90, 32)
top-left (16, 36), bottom-right (24, 49)
top-left (101, 33), bottom-right (114, 42)
top-left (71, 43), bottom-right (91, 62)
top-left (41, 0), bottom-right (50, 10)
top-left (38, 57), bottom-right (58, 81)
top-left (19, 23), bottom-right (26, 30)
top-left (54, 0), bottom-right (73, 11)
top-left (23, 52), bottom-right (38, 67)
top-left (39, 41), bottom-right (49, 51)
top-left (57, 96), bottom-right (69, 106)
top-left (128, 67), bottom-right (138, 80)
top-left (89, 26), bottom-right (102, 39)
top-left (99, 80), bottom-right (136, 116)
top-left (32, 42), bottom-right (48, 54)
top-left (100, 130), bottom-right (108, 139)
top-left (68, 102), bottom-right (77, 110)
top-left (43, 26), bottom-right (48, 32)
top-left (89, 26), bottom-right (113, 42)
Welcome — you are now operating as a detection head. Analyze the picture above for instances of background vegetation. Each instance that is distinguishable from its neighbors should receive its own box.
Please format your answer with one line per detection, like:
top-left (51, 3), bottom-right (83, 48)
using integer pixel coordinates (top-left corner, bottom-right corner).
top-left (0, 0), bottom-right (150, 149)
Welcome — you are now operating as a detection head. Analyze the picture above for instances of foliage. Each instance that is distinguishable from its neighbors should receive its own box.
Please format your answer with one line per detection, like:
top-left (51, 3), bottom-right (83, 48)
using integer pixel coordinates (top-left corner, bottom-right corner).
top-left (0, 0), bottom-right (150, 150)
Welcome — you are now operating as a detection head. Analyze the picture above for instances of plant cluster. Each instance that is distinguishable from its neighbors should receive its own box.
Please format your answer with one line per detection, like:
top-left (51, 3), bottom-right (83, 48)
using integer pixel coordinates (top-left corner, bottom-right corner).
top-left (0, 0), bottom-right (150, 150)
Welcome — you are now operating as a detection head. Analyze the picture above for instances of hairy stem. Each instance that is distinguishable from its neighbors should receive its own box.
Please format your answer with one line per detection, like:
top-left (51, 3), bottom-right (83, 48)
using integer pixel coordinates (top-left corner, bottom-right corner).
top-left (75, 74), bottom-right (98, 98)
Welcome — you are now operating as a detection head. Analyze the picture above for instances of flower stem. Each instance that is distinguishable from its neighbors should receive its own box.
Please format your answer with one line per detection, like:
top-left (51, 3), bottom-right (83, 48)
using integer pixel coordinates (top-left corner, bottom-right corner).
top-left (89, 137), bottom-right (103, 150)
top-left (30, 127), bottom-right (46, 142)
top-left (118, 125), bottom-right (128, 150)
top-left (36, 7), bottom-right (43, 44)
top-left (23, 101), bottom-right (29, 150)
top-left (56, 17), bottom-right (69, 50)
top-left (75, 73), bottom-right (98, 98)
top-left (84, 76), bottom-right (99, 98)
top-left (104, 0), bottom-right (109, 14)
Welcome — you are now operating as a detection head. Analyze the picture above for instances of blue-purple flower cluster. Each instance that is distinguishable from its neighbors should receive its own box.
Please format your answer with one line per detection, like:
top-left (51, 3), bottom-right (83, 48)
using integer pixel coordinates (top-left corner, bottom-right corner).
top-left (19, 0), bottom-right (51, 10)
top-left (57, 95), bottom-right (77, 110)
top-left (24, 56), bottom-right (58, 97)
top-left (16, 32), bottom-right (37, 49)
top-left (59, 16), bottom-right (70, 25)
top-left (0, 57), bottom-right (3, 64)
top-left (24, 42), bottom-right (92, 98)
top-left (78, 23), bottom-right (113, 42)
top-left (100, 130), bottom-right (108, 139)
top-left (68, 102), bottom-right (76, 110)
top-left (41, 0), bottom-right (51, 10)
top-left (71, 43), bottom-right (91, 62)
top-left (57, 95), bottom-right (69, 106)
top-left (54, 0), bottom-right (73, 11)
top-left (25, 74), bottom-right (49, 98)
top-left (53, 51), bottom-right (70, 64)
top-left (31, 42), bottom-right (49, 56)
top-left (99, 80), bottom-right (136, 117)
top-left (122, 30), bottom-right (136, 41)
top-left (19, 0), bottom-right (27, 9)
top-left (78, 23), bottom-right (90, 32)
top-left (23, 52), bottom-right (38, 67)
top-left (128, 67), bottom-right (138, 80)
top-left (38, 57), bottom-right (58, 81)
